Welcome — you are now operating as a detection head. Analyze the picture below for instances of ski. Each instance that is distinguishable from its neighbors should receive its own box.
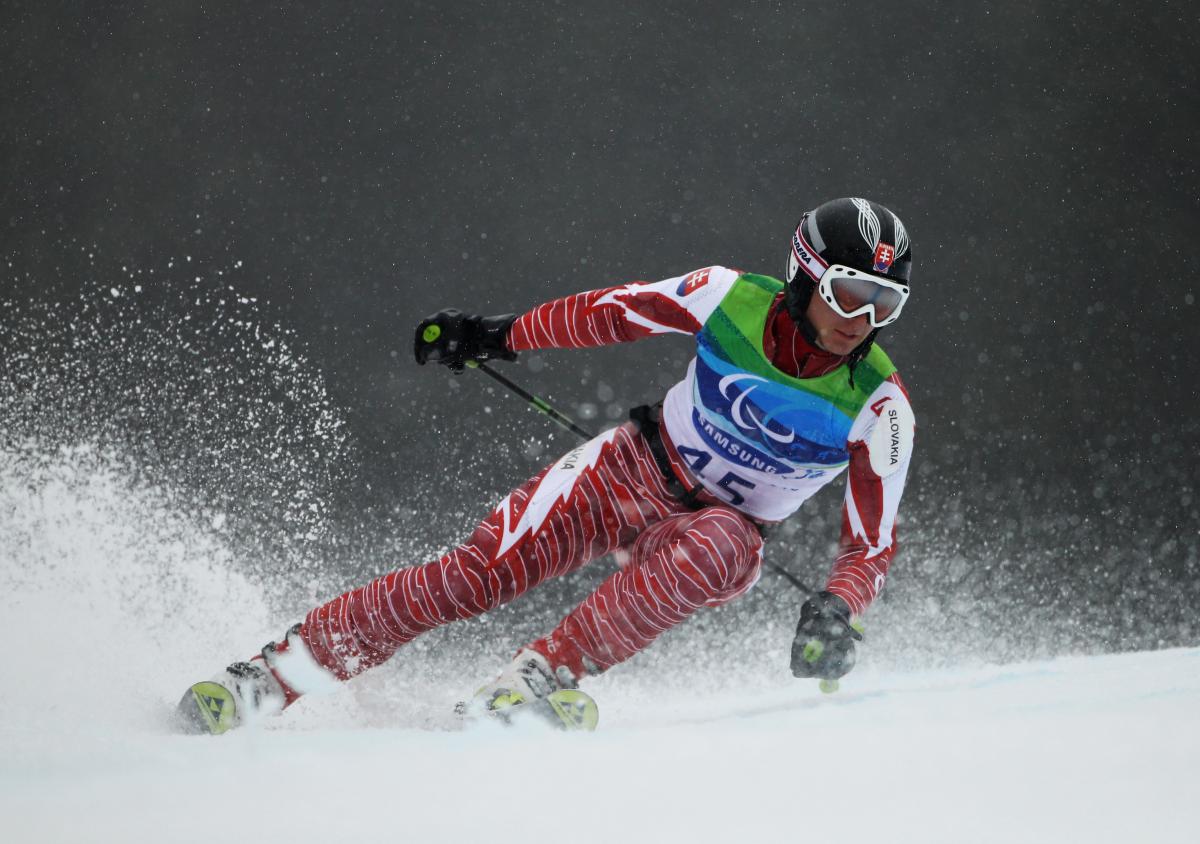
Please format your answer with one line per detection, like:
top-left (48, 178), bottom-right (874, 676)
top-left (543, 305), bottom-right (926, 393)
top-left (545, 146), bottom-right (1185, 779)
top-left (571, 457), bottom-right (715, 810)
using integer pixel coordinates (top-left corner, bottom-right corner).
top-left (176, 680), bottom-right (239, 735)
top-left (458, 688), bottom-right (599, 732)
top-left (542, 688), bottom-right (599, 730)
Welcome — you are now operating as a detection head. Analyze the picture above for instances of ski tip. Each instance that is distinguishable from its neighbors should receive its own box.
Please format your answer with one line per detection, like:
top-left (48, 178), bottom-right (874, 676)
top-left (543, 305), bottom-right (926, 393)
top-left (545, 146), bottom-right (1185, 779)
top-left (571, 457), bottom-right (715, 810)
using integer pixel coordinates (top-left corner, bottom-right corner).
top-left (176, 681), bottom-right (238, 735)
top-left (545, 688), bottom-right (599, 731)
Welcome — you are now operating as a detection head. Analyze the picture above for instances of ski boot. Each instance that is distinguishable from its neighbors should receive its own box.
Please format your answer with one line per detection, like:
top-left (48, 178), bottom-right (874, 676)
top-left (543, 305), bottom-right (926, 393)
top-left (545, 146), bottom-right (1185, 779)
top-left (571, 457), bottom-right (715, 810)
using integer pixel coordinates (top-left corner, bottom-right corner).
top-left (176, 659), bottom-right (287, 735)
top-left (176, 624), bottom-right (338, 735)
top-left (458, 648), bottom-right (599, 731)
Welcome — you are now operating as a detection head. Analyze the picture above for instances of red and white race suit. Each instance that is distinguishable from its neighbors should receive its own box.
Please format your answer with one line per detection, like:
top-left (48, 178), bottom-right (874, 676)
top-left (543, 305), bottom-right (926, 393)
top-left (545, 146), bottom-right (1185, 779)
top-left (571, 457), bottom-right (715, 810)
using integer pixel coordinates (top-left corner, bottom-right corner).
top-left (268, 268), bottom-right (914, 699)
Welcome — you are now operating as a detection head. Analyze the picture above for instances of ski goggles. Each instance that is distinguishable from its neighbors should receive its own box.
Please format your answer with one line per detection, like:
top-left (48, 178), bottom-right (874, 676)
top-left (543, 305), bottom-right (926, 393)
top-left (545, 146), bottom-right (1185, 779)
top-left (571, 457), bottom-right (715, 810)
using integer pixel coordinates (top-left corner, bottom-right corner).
top-left (817, 265), bottom-right (910, 327)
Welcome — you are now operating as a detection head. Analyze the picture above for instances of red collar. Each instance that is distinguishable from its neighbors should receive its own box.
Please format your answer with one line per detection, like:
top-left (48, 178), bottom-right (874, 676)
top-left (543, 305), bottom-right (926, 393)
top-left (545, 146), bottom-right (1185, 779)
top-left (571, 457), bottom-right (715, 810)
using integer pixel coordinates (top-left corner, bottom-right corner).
top-left (763, 293), bottom-right (847, 378)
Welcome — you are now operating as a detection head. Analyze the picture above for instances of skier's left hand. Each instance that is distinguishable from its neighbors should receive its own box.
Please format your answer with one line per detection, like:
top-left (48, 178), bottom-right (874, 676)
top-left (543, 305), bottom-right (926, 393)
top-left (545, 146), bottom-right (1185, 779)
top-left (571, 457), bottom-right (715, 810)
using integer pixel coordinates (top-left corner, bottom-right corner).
top-left (790, 591), bottom-right (861, 680)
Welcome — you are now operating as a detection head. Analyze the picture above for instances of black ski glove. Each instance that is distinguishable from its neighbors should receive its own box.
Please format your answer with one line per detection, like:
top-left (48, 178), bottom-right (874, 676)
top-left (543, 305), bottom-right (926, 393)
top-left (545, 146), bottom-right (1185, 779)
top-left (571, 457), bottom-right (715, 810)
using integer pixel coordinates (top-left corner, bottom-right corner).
top-left (413, 309), bottom-right (518, 373)
top-left (790, 591), bottom-right (862, 681)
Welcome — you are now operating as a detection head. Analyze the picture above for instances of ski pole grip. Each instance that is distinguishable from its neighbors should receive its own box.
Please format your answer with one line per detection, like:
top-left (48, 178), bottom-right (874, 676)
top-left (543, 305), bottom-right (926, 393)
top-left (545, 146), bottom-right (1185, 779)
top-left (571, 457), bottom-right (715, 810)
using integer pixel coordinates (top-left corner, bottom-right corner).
top-left (422, 324), bottom-right (442, 343)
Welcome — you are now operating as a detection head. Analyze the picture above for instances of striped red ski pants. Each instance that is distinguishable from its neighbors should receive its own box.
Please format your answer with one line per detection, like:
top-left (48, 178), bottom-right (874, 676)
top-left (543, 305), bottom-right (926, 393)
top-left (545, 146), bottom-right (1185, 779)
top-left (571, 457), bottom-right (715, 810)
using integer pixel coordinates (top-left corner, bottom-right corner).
top-left (297, 422), bottom-right (763, 684)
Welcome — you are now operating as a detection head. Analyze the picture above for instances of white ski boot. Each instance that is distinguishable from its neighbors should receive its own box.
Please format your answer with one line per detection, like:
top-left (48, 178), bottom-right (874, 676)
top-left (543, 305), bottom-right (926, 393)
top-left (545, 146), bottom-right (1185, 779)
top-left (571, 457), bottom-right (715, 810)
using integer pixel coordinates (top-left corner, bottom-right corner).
top-left (176, 658), bottom-right (287, 735)
top-left (460, 649), bottom-right (599, 731)
top-left (176, 624), bottom-right (338, 735)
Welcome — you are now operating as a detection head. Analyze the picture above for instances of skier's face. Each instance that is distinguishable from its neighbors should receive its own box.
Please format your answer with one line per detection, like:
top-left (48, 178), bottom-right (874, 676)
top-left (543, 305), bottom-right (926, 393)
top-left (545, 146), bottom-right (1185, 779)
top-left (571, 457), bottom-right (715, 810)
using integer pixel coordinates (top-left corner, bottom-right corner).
top-left (805, 293), bottom-right (872, 355)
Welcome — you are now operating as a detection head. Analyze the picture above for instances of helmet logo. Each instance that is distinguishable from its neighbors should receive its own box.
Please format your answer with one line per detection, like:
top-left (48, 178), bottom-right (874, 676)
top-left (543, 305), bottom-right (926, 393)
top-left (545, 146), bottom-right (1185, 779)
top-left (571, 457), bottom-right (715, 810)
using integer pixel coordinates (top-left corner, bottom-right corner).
top-left (852, 197), bottom-right (882, 250)
top-left (790, 227), bottom-right (825, 281)
top-left (891, 213), bottom-right (910, 259)
top-left (873, 242), bottom-right (896, 272)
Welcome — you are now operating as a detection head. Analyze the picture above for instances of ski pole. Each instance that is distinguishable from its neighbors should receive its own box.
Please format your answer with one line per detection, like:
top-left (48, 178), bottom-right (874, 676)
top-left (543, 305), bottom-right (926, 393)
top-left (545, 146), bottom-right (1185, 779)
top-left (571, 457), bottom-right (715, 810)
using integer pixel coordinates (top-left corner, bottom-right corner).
top-left (469, 361), bottom-right (596, 441)
top-left (419, 323), bottom-right (596, 441)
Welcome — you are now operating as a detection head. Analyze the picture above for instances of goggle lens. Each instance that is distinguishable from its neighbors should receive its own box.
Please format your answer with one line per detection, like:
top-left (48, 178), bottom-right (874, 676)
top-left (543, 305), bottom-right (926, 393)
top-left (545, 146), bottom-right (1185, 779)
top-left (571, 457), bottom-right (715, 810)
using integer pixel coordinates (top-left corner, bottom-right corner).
top-left (829, 272), bottom-right (904, 321)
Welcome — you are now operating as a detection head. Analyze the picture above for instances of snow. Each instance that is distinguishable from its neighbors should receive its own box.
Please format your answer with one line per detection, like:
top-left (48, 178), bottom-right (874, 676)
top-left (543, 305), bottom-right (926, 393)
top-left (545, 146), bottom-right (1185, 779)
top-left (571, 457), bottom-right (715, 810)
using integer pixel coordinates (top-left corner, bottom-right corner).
top-left (3, 646), bottom-right (1197, 843)
top-left (2, 438), bottom-right (1198, 843)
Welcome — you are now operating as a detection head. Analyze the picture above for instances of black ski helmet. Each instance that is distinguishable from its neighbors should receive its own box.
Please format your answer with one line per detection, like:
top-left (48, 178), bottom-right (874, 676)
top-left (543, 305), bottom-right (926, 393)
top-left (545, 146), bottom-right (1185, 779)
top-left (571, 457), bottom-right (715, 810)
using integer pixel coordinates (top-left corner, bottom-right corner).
top-left (784, 197), bottom-right (912, 374)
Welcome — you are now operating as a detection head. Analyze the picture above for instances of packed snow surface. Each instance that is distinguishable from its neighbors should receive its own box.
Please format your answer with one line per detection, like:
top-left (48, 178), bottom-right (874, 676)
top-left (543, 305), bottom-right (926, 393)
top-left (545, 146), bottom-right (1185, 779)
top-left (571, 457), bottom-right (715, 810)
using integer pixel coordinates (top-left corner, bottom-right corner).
top-left (2, 424), bottom-right (1197, 843)
top-left (4, 606), bottom-right (1198, 843)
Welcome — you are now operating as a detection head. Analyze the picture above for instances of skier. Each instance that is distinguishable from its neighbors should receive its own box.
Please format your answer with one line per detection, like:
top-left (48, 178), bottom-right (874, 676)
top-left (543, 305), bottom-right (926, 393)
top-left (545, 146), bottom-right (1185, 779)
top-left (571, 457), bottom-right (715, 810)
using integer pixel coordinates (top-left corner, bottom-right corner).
top-left (178, 197), bottom-right (916, 733)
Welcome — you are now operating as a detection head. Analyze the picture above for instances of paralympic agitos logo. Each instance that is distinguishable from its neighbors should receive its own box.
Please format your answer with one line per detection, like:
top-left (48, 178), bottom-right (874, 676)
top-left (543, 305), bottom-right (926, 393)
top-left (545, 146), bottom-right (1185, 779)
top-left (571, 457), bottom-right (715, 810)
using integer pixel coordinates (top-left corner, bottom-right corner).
top-left (718, 374), bottom-right (797, 444)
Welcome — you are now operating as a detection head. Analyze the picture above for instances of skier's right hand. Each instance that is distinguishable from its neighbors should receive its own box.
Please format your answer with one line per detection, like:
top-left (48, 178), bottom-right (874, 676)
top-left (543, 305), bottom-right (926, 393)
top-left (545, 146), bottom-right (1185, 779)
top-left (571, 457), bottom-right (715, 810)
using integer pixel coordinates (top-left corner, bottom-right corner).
top-left (414, 309), bottom-right (517, 373)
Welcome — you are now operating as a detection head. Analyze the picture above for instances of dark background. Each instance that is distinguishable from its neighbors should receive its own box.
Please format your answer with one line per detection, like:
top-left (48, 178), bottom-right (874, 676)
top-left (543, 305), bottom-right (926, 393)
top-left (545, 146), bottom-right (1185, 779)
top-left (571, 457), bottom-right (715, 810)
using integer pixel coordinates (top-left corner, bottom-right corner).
top-left (2, 1), bottom-right (1197, 664)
